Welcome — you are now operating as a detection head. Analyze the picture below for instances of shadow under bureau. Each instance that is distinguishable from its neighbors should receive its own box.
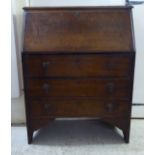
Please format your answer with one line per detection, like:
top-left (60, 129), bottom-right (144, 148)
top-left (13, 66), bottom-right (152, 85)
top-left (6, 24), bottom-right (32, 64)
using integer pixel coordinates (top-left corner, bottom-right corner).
top-left (22, 6), bottom-right (135, 144)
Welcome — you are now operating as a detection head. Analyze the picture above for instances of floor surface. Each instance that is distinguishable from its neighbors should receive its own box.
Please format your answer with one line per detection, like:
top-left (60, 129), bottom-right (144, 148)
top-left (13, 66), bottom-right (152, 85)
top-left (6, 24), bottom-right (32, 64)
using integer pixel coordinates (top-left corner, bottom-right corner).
top-left (11, 119), bottom-right (144, 155)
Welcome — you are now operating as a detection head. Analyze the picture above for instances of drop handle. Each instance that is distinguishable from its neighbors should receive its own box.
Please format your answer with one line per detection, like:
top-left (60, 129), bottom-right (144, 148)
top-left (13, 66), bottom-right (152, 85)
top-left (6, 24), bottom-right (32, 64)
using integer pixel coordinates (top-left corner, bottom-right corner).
top-left (73, 58), bottom-right (81, 69)
top-left (106, 62), bottom-right (116, 69)
top-left (42, 61), bottom-right (50, 69)
top-left (106, 103), bottom-right (115, 112)
top-left (43, 83), bottom-right (50, 93)
top-left (74, 11), bottom-right (80, 17)
top-left (106, 83), bottom-right (115, 94)
top-left (44, 104), bottom-right (51, 113)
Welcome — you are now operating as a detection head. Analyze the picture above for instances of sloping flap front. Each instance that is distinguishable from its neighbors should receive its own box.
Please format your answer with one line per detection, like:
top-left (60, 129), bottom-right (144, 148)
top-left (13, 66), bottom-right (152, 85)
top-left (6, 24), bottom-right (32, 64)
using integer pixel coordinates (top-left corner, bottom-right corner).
top-left (23, 7), bottom-right (134, 52)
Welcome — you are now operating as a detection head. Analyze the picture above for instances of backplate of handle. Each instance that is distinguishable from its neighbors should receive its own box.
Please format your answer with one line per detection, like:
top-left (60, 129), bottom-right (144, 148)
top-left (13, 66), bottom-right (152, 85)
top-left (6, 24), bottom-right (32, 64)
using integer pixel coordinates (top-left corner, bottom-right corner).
top-left (106, 61), bottom-right (116, 69)
top-left (42, 61), bottom-right (50, 68)
top-left (106, 83), bottom-right (115, 94)
top-left (43, 83), bottom-right (50, 93)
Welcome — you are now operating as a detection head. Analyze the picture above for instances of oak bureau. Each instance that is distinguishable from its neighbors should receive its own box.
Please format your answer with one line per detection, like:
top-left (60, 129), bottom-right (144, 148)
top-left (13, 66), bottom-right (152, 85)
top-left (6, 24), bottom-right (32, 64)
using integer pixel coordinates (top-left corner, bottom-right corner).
top-left (22, 6), bottom-right (135, 144)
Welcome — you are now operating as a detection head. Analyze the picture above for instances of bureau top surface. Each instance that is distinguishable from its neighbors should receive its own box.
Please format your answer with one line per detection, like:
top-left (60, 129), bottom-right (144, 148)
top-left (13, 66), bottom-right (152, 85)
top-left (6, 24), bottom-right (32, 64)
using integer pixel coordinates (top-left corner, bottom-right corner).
top-left (23, 6), bottom-right (135, 53)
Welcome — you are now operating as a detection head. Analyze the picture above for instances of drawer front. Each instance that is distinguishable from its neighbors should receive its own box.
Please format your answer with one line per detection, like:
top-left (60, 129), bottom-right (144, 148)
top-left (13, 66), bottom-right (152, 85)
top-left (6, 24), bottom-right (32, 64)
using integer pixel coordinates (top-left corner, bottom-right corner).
top-left (25, 78), bottom-right (131, 99)
top-left (23, 54), bottom-right (132, 77)
top-left (29, 98), bottom-right (130, 118)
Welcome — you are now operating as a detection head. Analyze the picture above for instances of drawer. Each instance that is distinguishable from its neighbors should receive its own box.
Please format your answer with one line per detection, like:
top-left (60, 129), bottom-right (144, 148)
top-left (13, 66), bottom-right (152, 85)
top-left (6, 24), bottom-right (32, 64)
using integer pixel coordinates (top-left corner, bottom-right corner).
top-left (23, 54), bottom-right (132, 77)
top-left (25, 78), bottom-right (131, 99)
top-left (29, 98), bottom-right (130, 118)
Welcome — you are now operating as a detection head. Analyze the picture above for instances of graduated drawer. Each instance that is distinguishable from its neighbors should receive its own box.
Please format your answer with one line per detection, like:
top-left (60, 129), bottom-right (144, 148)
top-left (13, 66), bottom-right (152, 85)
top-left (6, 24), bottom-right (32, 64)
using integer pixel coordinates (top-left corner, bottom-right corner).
top-left (23, 54), bottom-right (132, 77)
top-left (25, 78), bottom-right (131, 99)
top-left (29, 98), bottom-right (130, 118)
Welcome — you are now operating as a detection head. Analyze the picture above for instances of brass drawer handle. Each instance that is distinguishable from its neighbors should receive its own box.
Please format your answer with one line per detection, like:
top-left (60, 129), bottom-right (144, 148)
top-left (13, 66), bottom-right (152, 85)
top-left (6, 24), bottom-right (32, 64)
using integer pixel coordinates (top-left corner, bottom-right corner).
top-left (42, 61), bottom-right (50, 69)
top-left (73, 58), bottom-right (81, 68)
top-left (75, 59), bottom-right (81, 66)
top-left (74, 12), bottom-right (80, 17)
top-left (106, 62), bottom-right (116, 69)
top-left (106, 83), bottom-right (115, 94)
top-left (106, 103), bottom-right (115, 112)
top-left (44, 103), bottom-right (51, 113)
top-left (43, 83), bottom-right (50, 93)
